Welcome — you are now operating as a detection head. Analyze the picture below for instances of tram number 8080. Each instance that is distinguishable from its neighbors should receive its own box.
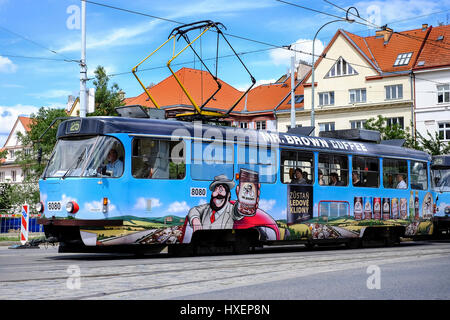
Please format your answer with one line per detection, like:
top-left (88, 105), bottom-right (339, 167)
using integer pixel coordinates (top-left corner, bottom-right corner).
top-left (190, 187), bottom-right (207, 197)
top-left (47, 201), bottom-right (62, 211)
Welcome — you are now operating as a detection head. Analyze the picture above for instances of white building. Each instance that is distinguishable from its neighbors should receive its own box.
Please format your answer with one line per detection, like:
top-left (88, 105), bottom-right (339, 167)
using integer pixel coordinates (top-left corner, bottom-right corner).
top-left (414, 24), bottom-right (450, 143)
top-left (0, 116), bottom-right (32, 183)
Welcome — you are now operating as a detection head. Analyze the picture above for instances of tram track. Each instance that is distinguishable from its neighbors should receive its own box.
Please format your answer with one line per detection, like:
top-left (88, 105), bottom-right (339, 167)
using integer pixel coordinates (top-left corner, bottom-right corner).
top-left (1, 242), bottom-right (450, 299)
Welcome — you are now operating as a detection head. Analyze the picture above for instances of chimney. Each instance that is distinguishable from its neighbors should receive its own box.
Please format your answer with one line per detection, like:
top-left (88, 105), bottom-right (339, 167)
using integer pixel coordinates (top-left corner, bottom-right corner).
top-left (296, 61), bottom-right (312, 81)
top-left (422, 24), bottom-right (428, 31)
top-left (375, 25), bottom-right (393, 43)
top-left (66, 95), bottom-right (74, 111)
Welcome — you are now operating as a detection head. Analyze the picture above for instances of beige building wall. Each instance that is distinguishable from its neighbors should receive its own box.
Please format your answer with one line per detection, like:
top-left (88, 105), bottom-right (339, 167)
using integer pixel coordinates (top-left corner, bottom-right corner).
top-left (278, 33), bottom-right (413, 133)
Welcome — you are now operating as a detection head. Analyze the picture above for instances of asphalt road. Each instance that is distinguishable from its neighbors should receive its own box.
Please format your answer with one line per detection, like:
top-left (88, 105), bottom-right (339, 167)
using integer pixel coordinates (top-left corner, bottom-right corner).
top-left (0, 241), bottom-right (449, 300)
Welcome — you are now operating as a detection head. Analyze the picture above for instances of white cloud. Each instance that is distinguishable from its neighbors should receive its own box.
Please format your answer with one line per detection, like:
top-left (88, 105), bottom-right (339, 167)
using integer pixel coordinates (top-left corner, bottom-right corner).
top-left (0, 104), bottom-right (40, 137)
top-left (0, 56), bottom-right (17, 73)
top-left (57, 0), bottom-right (276, 53)
top-left (269, 38), bottom-right (325, 66)
top-left (235, 79), bottom-right (276, 91)
top-left (29, 89), bottom-right (72, 99)
top-left (354, 0), bottom-right (450, 27)
top-left (133, 197), bottom-right (162, 210)
top-left (259, 199), bottom-right (276, 212)
top-left (167, 201), bottom-right (190, 213)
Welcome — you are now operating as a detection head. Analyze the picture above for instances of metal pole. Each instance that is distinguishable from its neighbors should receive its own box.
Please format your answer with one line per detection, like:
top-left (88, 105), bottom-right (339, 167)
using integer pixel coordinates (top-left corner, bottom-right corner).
top-left (290, 55), bottom-right (296, 129)
top-left (80, 0), bottom-right (87, 118)
top-left (310, 19), bottom-right (344, 137)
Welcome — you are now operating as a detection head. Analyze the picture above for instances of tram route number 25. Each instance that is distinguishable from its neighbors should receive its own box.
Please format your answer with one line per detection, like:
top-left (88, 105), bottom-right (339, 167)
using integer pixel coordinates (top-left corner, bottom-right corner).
top-left (190, 187), bottom-right (207, 197)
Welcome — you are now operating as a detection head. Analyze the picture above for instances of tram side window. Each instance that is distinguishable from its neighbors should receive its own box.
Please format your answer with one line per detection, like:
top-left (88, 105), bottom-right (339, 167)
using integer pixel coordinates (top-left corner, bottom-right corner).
top-left (383, 158), bottom-right (408, 189)
top-left (281, 150), bottom-right (314, 184)
top-left (132, 138), bottom-right (185, 179)
top-left (318, 153), bottom-right (348, 186)
top-left (352, 156), bottom-right (379, 188)
top-left (191, 141), bottom-right (234, 181)
top-left (410, 161), bottom-right (428, 190)
top-left (237, 145), bottom-right (276, 183)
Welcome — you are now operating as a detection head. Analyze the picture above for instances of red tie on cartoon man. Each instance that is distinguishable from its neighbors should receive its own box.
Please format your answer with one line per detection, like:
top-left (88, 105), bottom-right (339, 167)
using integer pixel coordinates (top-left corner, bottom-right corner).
top-left (210, 211), bottom-right (216, 223)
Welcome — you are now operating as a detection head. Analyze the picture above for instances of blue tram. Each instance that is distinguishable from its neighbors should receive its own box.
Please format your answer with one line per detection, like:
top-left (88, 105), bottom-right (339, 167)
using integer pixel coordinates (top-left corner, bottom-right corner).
top-left (37, 117), bottom-right (447, 254)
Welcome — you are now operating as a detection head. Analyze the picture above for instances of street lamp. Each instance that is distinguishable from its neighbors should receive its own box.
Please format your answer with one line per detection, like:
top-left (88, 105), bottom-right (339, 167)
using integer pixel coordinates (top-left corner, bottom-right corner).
top-left (310, 8), bottom-right (358, 136)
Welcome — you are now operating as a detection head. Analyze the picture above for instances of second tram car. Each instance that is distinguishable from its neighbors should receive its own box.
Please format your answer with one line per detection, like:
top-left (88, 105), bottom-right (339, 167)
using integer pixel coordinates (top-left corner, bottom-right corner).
top-left (37, 117), bottom-right (445, 254)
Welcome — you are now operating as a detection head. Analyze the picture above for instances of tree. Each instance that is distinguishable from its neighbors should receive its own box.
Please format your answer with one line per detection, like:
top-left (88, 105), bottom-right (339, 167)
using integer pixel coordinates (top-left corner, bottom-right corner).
top-left (88, 66), bottom-right (124, 116)
top-left (16, 107), bottom-right (68, 180)
top-left (364, 115), bottom-right (449, 155)
top-left (11, 107), bottom-right (68, 212)
top-left (416, 130), bottom-right (450, 156)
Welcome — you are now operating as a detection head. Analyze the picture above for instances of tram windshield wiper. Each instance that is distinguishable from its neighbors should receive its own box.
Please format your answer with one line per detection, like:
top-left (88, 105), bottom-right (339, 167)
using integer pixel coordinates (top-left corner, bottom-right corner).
top-left (61, 149), bottom-right (86, 180)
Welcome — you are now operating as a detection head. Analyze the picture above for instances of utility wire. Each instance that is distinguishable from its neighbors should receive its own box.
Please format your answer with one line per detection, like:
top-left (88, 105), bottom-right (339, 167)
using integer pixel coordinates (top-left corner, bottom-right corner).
top-left (0, 25), bottom-right (79, 63)
top-left (81, 0), bottom-right (446, 86)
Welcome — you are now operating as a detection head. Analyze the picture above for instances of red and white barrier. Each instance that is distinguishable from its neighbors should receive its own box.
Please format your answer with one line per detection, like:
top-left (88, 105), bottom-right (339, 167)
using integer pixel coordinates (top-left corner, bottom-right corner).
top-left (20, 204), bottom-right (29, 245)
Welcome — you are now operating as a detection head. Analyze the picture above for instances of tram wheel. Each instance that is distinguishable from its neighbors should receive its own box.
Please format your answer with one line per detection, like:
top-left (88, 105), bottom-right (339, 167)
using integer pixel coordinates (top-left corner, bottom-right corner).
top-left (346, 238), bottom-right (362, 249)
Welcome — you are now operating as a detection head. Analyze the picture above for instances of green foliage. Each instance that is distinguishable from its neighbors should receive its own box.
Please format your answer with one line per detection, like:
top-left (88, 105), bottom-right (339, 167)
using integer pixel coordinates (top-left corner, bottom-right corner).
top-left (0, 183), bottom-right (12, 210)
top-left (87, 66), bottom-right (124, 116)
top-left (416, 130), bottom-right (450, 156)
top-left (16, 107), bottom-right (68, 181)
top-left (363, 115), bottom-right (449, 155)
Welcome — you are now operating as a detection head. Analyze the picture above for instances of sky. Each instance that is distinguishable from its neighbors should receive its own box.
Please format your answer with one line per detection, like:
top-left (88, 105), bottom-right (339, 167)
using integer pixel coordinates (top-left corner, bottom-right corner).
top-left (0, 0), bottom-right (449, 146)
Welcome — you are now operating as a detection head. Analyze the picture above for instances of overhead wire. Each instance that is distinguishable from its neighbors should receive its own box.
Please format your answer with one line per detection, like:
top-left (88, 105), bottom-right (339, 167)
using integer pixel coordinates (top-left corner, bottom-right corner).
top-left (0, 25), bottom-right (79, 63)
top-left (81, 0), bottom-right (447, 86)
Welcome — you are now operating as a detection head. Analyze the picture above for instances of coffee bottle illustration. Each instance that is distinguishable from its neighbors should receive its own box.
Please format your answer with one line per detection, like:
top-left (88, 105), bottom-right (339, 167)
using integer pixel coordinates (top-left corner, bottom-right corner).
top-left (237, 168), bottom-right (259, 217)
top-left (409, 191), bottom-right (415, 221)
top-left (414, 191), bottom-right (420, 221)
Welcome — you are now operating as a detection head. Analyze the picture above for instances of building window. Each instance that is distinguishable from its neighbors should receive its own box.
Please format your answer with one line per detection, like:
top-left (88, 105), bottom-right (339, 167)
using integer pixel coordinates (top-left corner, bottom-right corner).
top-left (386, 117), bottom-right (404, 129)
top-left (318, 92), bottom-right (334, 106)
top-left (319, 122), bottom-right (335, 132)
top-left (439, 122), bottom-right (450, 140)
top-left (255, 121), bottom-right (266, 130)
top-left (11, 170), bottom-right (16, 182)
top-left (281, 150), bottom-right (314, 185)
top-left (437, 84), bottom-right (450, 104)
top-left (0, 172), bottom-right (4, 182)
top-left (9, 150), bottom-right (15, 159)
top-left (294, 95), bottom-right (304, 104)
top-left (394, 52), bottom-right (412, 66)
top-left (385, 84), bottom-right (403, 100)
top-left (350, 120), bottom-right (366, 129)
top-left (326, 57), bottom-right (357, 77)
top-left (349, 88), bottom-right (366, 103)
top-left (240, 122), bottom-right (248, 129)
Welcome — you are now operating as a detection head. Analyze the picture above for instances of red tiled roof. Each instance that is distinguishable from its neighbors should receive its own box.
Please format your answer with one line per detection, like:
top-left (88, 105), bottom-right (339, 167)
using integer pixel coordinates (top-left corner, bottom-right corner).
top-left (304, 27), bottom-right (431, 83)
top-left (414, 24), bottom-right (450, 70)
top-left (125, 67), bottom-right (242, 111)
top-left (18, 116), bottom-right (32, 132)
top-left (125, 67), bottom-right (304, 114)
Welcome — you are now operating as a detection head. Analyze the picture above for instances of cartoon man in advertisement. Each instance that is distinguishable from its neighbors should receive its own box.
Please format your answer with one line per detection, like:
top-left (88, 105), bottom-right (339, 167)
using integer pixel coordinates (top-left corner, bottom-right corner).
top-left (183, 170), bottom-right (280, 242)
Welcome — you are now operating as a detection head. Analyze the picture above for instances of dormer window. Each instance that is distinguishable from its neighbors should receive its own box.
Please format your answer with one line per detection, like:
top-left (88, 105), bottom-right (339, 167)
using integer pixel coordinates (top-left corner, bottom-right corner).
top-left (394, 52), bottom-right (412, 66)
top-left (326, 57), bottom-right (357, 77)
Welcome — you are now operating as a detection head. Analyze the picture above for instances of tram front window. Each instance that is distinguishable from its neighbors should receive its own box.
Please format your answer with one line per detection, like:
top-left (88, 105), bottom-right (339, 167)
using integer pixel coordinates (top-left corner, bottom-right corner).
top-left (432, 168), bottom-right (450, 192)
top-left (44, 136), bottom-right (124, 178)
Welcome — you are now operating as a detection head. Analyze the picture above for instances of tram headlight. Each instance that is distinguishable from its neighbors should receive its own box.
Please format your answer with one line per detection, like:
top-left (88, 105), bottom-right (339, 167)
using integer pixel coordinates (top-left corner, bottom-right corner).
top-left (66, 201), bottom-right (79, 214)
top-left (35, 202), bottom-right (44, 213)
